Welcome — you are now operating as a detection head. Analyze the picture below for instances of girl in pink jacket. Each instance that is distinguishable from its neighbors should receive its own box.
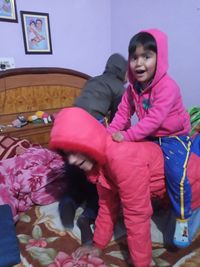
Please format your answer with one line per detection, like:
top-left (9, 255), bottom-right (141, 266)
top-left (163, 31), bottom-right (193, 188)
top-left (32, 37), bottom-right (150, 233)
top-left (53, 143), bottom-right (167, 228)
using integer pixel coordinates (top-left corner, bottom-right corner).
top-left (107, 29), bottom-right (192, 248)
top-left (49, 107), bottom-right (200, 267)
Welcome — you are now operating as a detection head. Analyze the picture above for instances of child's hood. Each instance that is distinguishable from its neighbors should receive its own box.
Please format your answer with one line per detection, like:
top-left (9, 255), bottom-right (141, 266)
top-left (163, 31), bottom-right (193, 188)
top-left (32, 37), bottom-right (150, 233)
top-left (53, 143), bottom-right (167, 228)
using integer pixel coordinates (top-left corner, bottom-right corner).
top-left (49, 107), bottom-right (107, 165)
top-left (128, 28), bottom-right (168, 88)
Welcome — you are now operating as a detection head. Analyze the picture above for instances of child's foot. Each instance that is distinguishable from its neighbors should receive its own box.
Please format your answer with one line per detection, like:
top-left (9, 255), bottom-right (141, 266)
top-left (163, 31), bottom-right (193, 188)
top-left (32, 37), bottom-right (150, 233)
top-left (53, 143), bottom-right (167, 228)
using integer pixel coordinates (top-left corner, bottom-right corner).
top-left (173, 219), bottom-right (190, 248)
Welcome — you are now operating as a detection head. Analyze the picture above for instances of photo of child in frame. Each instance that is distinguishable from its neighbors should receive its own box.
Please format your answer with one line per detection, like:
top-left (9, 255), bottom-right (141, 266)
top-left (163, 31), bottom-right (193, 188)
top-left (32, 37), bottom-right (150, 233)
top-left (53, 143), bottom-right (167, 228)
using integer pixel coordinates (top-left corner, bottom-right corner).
top-left (27, 17), bottom-right (47, 50)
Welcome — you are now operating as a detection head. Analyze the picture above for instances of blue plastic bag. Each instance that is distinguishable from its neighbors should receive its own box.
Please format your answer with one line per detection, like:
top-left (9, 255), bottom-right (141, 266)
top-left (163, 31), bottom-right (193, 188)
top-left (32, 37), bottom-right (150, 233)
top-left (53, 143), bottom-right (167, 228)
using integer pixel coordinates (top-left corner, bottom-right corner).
top-left (0, 204), bottom-right (21, 267)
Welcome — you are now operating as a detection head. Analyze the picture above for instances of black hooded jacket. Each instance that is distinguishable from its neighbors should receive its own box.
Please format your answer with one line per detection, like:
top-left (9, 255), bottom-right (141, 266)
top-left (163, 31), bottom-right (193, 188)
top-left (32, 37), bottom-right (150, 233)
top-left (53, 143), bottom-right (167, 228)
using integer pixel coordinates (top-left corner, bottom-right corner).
top-left (74, 53), bottom-right (127, 122)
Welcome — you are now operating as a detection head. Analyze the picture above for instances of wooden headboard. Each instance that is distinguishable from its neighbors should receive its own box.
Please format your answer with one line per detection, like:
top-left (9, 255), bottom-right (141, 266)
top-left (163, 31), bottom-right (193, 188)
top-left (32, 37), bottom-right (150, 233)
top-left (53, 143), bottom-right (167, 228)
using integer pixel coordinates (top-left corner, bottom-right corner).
top-left (0, 67), bottom-right (90, 147)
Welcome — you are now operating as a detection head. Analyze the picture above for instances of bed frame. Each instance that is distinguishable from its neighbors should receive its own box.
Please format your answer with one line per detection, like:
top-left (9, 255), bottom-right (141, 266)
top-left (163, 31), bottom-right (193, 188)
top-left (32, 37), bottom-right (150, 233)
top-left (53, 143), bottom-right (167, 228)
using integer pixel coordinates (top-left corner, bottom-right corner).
top-left (0, 67), bottom-right (90, 147)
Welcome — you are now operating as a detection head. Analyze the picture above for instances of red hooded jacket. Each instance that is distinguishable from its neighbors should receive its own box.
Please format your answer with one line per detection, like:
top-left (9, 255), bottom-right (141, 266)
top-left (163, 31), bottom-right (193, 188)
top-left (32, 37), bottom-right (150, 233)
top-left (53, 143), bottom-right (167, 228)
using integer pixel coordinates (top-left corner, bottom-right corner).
top-left (50, 107), bottom-right (200, 267)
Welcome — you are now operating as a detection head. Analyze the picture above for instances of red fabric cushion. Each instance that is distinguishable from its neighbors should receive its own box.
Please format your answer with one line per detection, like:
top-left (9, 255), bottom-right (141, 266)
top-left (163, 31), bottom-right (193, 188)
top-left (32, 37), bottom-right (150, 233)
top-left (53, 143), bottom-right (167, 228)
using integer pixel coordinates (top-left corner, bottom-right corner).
top-left (0, 135), bottom-right (32, 160)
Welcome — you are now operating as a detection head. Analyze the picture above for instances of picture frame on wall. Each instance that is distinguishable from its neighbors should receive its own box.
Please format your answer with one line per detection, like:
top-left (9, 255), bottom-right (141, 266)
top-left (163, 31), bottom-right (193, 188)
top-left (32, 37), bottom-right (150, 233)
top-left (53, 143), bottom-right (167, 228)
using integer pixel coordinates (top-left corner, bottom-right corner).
top-left (0, 0), bottom-right (18, 22)
top-left (20, 11), bottom-right (52, 54)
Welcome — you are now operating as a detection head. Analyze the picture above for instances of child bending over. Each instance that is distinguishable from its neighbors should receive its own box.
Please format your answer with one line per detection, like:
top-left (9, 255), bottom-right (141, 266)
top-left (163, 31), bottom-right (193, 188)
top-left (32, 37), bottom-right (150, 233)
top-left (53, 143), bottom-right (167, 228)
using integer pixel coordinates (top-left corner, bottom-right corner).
top-left (49, 107), bottom-right (166, 267)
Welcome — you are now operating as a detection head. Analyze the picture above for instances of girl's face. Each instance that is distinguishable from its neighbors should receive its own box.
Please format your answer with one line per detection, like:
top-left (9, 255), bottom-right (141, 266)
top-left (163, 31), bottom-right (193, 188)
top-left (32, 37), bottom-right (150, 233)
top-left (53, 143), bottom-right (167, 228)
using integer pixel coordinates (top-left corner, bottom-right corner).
top-left (130, 45), bottom-right (157, 88)
top-left (67, 153), bottom-right (94, 172)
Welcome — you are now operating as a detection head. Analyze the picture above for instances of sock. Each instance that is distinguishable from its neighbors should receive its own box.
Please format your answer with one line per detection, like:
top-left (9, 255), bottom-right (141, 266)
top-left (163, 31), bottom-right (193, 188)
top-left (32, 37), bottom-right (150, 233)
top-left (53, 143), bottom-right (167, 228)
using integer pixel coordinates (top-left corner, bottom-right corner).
top-left (173, 219), bottom-right (191, 248)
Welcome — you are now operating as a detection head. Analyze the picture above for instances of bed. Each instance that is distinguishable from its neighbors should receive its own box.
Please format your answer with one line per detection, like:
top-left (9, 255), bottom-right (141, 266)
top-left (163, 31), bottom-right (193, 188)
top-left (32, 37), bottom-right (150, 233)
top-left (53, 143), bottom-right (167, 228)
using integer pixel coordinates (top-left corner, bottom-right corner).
top-left (0, 67), bottom-right (90, 147)
top-left (0, 67), bottom-right (200, 267)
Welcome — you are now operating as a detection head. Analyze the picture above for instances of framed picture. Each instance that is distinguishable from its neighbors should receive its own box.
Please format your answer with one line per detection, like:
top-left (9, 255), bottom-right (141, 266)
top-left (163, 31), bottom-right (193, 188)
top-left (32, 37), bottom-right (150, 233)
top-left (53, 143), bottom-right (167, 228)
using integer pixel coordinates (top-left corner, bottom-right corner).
top-left (20, 11), bottom-right (52, 54)
top-left (0, 0), bottom-right (18, 22)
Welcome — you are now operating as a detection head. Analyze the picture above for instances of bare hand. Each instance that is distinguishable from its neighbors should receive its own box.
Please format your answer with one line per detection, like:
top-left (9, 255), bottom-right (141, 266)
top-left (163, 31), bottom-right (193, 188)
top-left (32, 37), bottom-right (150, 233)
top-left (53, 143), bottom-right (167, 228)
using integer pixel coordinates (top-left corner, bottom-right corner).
top-left (112, 132), bottom-right (124, 142)
top-left (72, 245), bottom-right (102, 261)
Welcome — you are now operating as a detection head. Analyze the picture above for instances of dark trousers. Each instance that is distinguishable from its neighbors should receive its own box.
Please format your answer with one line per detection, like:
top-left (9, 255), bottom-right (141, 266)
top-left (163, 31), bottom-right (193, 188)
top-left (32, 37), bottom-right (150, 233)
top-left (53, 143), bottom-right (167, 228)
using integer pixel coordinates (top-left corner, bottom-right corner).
top-left (60, 164), bottom-right (99, 221)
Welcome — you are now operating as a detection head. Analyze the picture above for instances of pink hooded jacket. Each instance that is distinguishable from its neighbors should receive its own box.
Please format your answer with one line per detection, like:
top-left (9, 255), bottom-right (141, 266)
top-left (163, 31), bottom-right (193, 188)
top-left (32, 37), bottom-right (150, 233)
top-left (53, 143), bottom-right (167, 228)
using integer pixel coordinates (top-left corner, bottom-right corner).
top-left (107, 29), bottom-right (191, 141)
top-left (49, 107), bottom-right (200, 267)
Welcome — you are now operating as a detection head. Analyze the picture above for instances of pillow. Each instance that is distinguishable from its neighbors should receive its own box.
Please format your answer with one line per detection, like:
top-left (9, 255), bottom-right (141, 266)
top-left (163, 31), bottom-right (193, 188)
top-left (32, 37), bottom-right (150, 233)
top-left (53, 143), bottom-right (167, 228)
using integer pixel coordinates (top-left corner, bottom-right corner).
top-left (0, 135), bottom-right (32, 160)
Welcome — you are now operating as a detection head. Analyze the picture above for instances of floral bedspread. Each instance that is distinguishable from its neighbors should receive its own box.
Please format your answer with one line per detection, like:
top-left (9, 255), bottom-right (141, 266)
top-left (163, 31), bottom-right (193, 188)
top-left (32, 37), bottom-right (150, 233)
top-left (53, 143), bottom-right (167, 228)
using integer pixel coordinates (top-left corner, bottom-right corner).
top-left (16, 202), bottom-right (200, 267)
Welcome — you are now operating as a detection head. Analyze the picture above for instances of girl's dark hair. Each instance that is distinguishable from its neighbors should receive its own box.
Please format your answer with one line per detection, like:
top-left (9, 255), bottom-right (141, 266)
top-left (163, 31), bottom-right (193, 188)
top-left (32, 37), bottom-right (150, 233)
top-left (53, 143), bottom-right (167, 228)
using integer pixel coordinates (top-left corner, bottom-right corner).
top-left (128, 32), bottom-right (157, 56)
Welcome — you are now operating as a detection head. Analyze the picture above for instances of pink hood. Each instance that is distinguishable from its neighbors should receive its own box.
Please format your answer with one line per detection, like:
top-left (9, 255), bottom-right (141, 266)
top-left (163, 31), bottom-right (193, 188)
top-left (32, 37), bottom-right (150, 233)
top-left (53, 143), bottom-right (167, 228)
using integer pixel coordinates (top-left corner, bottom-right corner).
top-left (128, 28), bottom-right (168, 89)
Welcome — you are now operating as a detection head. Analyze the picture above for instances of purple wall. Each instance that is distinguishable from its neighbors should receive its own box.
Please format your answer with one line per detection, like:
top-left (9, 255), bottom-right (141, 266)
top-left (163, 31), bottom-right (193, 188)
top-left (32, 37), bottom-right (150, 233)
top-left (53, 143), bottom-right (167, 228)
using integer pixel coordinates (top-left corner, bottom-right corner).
top-left (110, 0), bottom-right (200, 108)
top-left (0, 0), bottom-right (199, 107)
top-left (0, 0), bottom-right (111, 76)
